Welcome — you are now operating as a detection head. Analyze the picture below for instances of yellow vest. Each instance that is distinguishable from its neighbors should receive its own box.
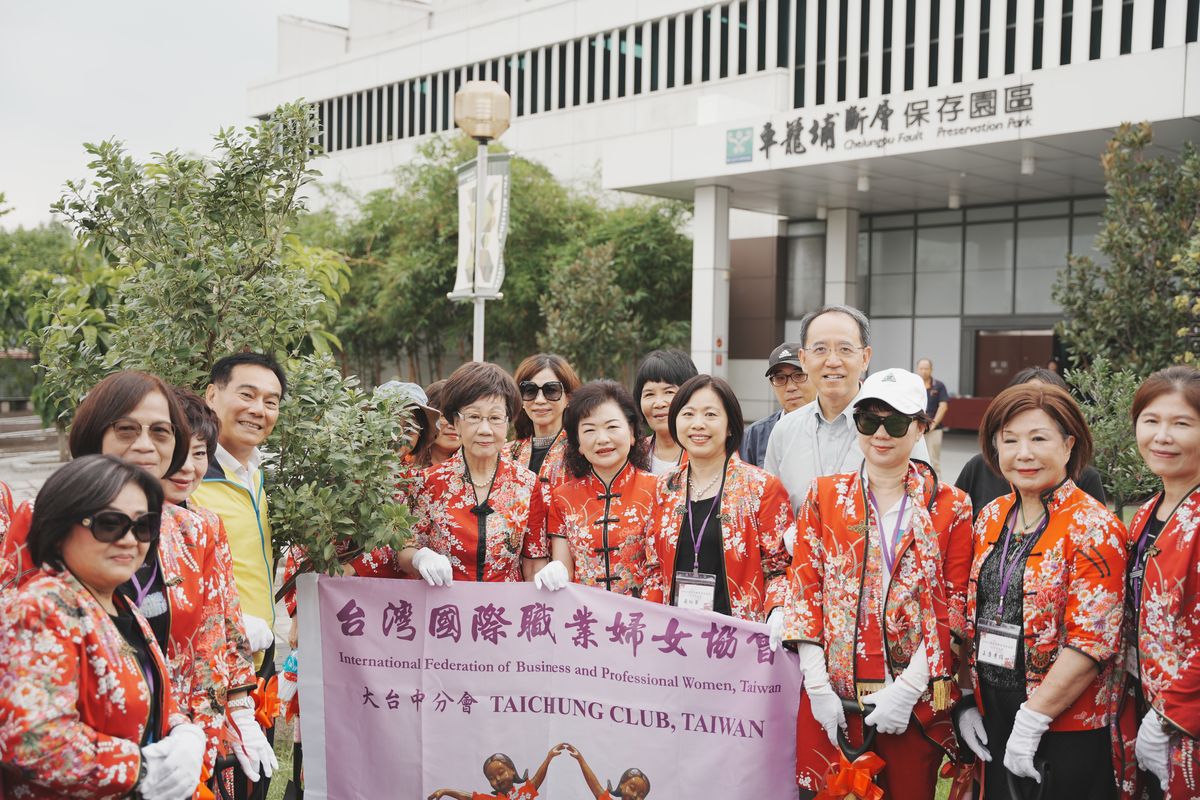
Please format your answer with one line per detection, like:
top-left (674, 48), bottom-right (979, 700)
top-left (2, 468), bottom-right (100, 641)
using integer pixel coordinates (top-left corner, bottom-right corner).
top-left (192, 461), bottom-right (275, 640)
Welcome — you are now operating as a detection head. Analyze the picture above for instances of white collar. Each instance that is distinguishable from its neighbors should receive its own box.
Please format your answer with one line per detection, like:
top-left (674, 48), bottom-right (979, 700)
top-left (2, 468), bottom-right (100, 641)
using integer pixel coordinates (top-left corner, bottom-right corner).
top-left (808, 395), bottom-right (857, 424)
top-left (214, 443), bottom-right (262, 479)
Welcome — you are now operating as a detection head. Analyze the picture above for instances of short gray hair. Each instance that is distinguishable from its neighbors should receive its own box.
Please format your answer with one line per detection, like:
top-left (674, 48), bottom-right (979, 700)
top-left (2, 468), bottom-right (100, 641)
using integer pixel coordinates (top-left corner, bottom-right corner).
top-left (799, 304), bottom-right (871, 348)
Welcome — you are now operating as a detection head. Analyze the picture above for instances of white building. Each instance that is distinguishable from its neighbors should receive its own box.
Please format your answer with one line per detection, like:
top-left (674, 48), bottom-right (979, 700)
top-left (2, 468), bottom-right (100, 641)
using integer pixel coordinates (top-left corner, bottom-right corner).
top-left (249, 0), bottom-right (1200, 420)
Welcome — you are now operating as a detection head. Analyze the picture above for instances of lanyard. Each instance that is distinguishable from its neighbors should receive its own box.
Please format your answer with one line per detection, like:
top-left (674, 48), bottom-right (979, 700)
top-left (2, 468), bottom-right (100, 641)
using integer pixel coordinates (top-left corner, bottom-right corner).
top-left (868, 489), bottom-right (909, 576)
top-left (686, 470), bottom-right (726, 572)
top-left (1131, 514), bottom-right (1165, 607)
top-left (995, 508), bottom-right (1048, 619)
top-left (129, 560), bottom-right (160, 609)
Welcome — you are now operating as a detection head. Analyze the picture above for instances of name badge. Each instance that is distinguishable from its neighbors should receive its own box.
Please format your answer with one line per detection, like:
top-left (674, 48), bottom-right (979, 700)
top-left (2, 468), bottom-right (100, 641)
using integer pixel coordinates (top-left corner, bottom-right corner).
top-left (138, 591), bottom-right (169, 619)
top-left (1125, 644), bottom-right (1140, 677)
top-left (977, 621), bottom-right (1021, 670)
top-left (674, 571), bottom-right (718, 612)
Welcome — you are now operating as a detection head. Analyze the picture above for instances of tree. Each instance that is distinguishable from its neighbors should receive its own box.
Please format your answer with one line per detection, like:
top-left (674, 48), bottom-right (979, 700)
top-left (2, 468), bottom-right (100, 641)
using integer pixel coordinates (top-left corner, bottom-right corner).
top-left (1067, 357), bottom-right (1158, 511)
top-left (33, 102), bottom-right (414, 576)
top-left (538, 243), bottom-right (643, 380)
top-left (1054, 122), bottom-right (1200, 371)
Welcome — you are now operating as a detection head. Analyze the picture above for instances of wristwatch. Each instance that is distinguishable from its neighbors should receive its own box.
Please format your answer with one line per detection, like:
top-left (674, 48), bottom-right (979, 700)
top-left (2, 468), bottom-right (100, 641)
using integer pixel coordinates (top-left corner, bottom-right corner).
top-left (227, 695), bottom-right (254, 711)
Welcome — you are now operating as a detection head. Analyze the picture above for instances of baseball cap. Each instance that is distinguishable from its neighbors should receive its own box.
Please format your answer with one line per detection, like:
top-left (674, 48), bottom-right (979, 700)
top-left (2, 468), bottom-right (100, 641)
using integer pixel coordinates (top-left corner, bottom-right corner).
top-left (852, 368), bottom-right (926, 416)
top-left (765, 342), bottom-right (804, 376)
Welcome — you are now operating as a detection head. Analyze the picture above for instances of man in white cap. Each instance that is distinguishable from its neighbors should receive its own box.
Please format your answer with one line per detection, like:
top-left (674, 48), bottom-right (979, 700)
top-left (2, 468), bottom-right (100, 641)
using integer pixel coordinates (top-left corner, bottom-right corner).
top-left (765, 305), bottom-right (928, 520)
top-left (742, 342), bottom-right (813, 468)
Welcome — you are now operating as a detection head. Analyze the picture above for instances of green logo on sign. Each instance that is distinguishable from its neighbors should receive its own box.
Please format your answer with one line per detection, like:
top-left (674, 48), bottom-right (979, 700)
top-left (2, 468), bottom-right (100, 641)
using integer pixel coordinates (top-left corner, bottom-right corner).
top-left (726, 128), bottom-right (753, 163)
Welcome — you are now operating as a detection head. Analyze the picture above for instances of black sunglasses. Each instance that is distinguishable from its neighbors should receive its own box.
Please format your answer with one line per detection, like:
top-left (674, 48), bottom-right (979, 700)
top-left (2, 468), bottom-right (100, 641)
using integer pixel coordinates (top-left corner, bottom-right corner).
top-left (854, 411), bottom-right (915, 438)
top-left (519, 380), bottom-right (564, 402)
top-left (80, 511), bottom-right (161, 544)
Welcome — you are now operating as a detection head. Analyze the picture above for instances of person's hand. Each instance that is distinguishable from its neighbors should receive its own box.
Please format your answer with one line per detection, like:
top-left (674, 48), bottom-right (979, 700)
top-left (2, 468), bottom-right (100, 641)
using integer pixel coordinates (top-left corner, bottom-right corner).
top-left (287, 616), bottom-right (299, 650)
top-left (561, 742), bottom-right (582, 761)
top-left (1135, 712), bottom-right (1171, 786)
top-left (862, 678), bottom-right (923, 735)
top-left (784, 525), bottom-right (797, 555)
top-left (138, 723), bottom-right (206, 799)
top-left (242, 614), bottom-right (275, 654)
top-left (767, 607), bottom-right (785, 652)
top-left (1003, 703), bottom-right (1052, 782)
top-left (953, 702), bottom-right (992, 762)
top-left (798, 642), bottom-right (845, 746)
top-left (412, 547), bottom-right (453, 586)
top-left (533, 561), bottom-right (569, 591)
top-left (228, 707), bottom-right (278, 781)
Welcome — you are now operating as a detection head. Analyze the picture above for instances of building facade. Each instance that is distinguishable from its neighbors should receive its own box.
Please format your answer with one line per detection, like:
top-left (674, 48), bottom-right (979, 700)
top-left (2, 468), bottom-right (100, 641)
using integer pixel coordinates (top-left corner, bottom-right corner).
top-left (249, 0), bottom-right (1200, 418)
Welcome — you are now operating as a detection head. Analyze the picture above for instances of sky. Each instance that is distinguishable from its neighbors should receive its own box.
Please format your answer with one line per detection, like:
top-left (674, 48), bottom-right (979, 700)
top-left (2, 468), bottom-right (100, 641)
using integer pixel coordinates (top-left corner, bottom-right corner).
top-left (0, 0), bottom-right (349, 230)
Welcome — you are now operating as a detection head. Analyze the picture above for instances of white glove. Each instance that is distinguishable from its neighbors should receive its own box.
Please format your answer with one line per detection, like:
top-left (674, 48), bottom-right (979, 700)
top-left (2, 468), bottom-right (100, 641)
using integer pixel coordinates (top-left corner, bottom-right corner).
top-left (799, 642), bottom-right (846, 746)
top-left (1003, 703), bottom-right (1052, 782)
top-left (784, 525), bottom-right (797, 555)
top-left (767, 607), bottom-right (785, 652)
top-left (862, 642), bottom-right (928, 735)
top-left (533, 560), bottom-right (570, 591)
top-left (228, 707), bottom-right (278, 781)
top-left (412, 547), bottom-right (453, 586)
top-left (139, 722), bottom-right (205, 800)
top-left (1135, 712), bottom-right (1171, 787)
top-left (955, 693), bottom-right (992, 762)
top-left (242, 614), bottom-right (275, 654)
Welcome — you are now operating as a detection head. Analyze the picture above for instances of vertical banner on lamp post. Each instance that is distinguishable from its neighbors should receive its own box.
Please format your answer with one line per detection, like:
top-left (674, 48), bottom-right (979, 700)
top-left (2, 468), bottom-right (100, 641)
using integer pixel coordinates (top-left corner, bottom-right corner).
top-left (450, 152), bottom-right (511, 299)
top-left (296, 576), bottom-right (800, 799)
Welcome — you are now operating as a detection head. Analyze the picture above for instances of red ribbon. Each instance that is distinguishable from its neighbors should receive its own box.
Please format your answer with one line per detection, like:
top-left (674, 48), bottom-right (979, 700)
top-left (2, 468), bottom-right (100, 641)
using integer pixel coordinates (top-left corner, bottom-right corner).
top-left (251, 675), bottom-right (281, 729)
top-left (815, 751), bottom-right (886, 800)
top-left (194, 763), bottom-right (215, 800)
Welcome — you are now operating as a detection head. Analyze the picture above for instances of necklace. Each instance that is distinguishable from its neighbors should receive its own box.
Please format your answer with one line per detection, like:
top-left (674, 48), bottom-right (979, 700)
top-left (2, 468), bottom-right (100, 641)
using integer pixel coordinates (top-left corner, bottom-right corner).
top-left (1019, 504), bottom-right (1046, 532)
top-left (532, 430), bottom-right (560, 449)
top-left (688, 469), bottom-right (722, 500)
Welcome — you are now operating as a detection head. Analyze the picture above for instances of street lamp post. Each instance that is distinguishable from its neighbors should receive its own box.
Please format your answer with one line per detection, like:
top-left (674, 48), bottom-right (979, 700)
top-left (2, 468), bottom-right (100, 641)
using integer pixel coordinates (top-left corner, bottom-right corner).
top-left (453, 80), bottom-right (511, 362)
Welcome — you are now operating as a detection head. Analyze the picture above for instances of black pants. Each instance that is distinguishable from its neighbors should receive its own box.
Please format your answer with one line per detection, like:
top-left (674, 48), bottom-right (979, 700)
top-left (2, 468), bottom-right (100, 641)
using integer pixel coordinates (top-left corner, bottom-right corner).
top-left (979, 681), bottom-right (1115, 800)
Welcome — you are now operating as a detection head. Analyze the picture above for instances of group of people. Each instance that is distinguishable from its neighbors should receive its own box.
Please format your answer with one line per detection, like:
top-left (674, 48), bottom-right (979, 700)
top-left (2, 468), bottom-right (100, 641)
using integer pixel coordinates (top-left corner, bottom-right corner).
top-left (0, 303), bottom-right (1197, 800)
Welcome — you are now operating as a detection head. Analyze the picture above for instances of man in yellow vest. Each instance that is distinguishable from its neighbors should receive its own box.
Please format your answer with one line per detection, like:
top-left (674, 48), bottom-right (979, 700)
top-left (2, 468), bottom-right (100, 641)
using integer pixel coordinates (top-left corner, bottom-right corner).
top-left (192, 352), bottom-right (285, 799)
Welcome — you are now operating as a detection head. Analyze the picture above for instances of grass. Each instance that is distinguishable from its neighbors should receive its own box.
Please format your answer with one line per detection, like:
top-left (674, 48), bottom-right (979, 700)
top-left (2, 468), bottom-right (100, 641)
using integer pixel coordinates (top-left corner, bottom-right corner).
top-left (265, 717), bottom-right (296, 800)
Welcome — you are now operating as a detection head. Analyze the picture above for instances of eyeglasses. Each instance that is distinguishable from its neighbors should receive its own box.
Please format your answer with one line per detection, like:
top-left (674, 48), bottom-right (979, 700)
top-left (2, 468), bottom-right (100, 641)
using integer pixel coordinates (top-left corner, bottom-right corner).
top-left (456, 412), bottom-right (509, 429)
top-left (806, 343), bottom-right (865, 360)
top-left (79, 511), bottom-right (161, 543)
top-left (519, 381), bottom-right (564, 402)
top-left (768, 371), bottom-right (808, 387)
top-left (107, 418), bottom-right (175, 445)
top-left (854, 411), bottom-right (915, 438)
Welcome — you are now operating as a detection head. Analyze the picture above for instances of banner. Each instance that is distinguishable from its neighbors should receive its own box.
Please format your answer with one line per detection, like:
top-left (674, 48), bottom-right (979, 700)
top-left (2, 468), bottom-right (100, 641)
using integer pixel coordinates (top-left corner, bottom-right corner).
top-left (450, 152), bottom-right (511, 300)
top-left (297, 575), bottom-right (800, 799)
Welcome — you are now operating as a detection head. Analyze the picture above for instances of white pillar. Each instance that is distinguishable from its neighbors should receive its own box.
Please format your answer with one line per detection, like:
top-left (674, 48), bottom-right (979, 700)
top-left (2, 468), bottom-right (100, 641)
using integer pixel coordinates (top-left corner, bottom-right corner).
top-left (1166, 0), bottom-right (1187, 46)
top-left (1015, 0), bottom-right (1035, 73)
top-left (1072, 0), bottom-right (1094, 63)
top-left (913, 0), bottom-right (931, 88)
top-left (1101, 0), bottom-right (1123, 58)
top-left (868, 0), bottom-right (885, 94)
top-left (765, 0), bottom-right (779, 69)
top-left (824, 208), bottom-right (860, 307)
top-left (805, 0), bottom-right (820, 102)
top-left (962, 0), bottom-right (981, 81)
top-left (1043, 0), bottom-right (1063, 68)
top-left (1132, 0), bottom-right (1155, 52)
top-left (890, 0), bottom-right (907, 90)
top-left (845, 0), bottom-right (861, 98)
top-left (691, 186), bottom-right (731, 378)
top-left (937, 0), bottom-right (955, 85)
top-left (825, 0), bottom-right (841, 100)
top-left (989, 0), bottom-right (1007, 77)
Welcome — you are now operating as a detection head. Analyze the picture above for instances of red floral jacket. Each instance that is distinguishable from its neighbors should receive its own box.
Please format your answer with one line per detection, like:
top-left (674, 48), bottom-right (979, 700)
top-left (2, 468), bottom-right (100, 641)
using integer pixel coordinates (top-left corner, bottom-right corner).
top-left (0, 567), bottom-right (186, 799)
top-left (0, 480), bottom-right (14, 590)
top-left (966, 480), bottom-right (1128, 732)
top-left (642, 455), bottom-right (793, 622)
top-left (511, 433), bottom-right (569, 544)
top-left (1112, 488), bottom-right (1200, 799)
top-left (547, 462), bottom-right (657, 596)
top-left (782, 462), bottom-right (973, 788)
top-left (413, 451), bottom-right (545, 581)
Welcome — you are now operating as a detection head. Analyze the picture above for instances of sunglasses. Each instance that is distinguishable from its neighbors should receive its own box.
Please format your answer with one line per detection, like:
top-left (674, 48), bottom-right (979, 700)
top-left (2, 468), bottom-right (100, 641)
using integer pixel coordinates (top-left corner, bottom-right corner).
top-left (854, 411), bottom-right (916, 438)
top-left (79, 510), bottom-right (161, 544)
top-left (519, 380), bottom-right (564, 402)
top-left (107, 417), bottom-right (175, 445)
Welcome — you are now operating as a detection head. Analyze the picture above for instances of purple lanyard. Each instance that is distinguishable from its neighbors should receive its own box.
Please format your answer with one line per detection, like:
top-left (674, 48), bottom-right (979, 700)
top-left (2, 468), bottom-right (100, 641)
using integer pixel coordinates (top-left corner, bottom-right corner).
top-left (868, 489), bottom-right (909, 575)
top-left (129, 561), bottom-right (159, 609)
top-left (686, 472), bottom-right (725, 572)
top-left (995, 509), bottom-right (1048, 619)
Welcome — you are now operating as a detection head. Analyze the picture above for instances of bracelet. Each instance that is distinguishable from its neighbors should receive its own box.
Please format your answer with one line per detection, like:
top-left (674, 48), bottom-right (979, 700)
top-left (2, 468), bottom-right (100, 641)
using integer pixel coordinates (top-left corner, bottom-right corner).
top-left (227, 695), bottom-right (254, 711)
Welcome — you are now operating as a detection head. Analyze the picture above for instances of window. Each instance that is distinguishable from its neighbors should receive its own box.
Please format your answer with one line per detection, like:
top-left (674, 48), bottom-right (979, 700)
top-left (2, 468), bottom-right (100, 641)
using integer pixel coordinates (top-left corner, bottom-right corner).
top-left (930, 0), bottom-right (941, 85)
top-left (794, 0), bottom-right (808, 106)
top-left (650, 22), bottom-right (660, 91)
top-left (667, 17), bottom-right (678, 87)
top-left (703, 9), bottom-right (713, 82)
top-left (916, 226), bottom-right (963, 315)
top-left (817, 0), bottom-right (829, 103)
top-left (870, 229), bottom-right (915, 316)
top-left (1016, 218), bottom-right (1069, 313)
top-left (603, 34), bottom-right (612, 99)
top-left (778, 0), bottom-right (792, 68)
top-left (684, 14), bottom-right (695, 84)
top-left (530, 49), bottom-right (540, 113)
top-left (837, 0), bottom-right (849, 100)
top-left (617, 30), bottom-right (627, 96)
top-left (739, 0), bottom-right (749, 76)
top-left (788, 235), bottom-right (827, 318)
top-left (572, 39), bottom-right (582, 105)
top-left (964, 222), bottom-right (1014, 313)
top-left (720, 4), bottom-right (730, 79)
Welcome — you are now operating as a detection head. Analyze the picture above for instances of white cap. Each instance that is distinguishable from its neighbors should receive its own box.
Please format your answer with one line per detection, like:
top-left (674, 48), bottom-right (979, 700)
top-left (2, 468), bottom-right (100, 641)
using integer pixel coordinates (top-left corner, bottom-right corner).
top-left (852, 368), bottom-right (927, 416)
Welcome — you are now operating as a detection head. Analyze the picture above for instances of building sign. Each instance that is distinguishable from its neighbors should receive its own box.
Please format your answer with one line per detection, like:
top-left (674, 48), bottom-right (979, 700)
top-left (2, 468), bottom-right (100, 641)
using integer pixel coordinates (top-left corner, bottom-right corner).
top-left (296, 576), bottom-right (800, 799)
top-left (727, 80), bottom-right (1035, 165)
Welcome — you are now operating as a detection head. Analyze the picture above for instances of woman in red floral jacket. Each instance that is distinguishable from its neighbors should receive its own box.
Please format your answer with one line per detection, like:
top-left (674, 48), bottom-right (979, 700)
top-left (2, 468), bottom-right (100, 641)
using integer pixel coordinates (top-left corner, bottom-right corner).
top-left (782, 369), bottom-right (974, 800)
top-left (532, 380), bottom-right (657, 596)
top-left (0, 455), bottom-right (202, 799)
top-left (1112, 366), bottom-right (1200, 799)
top-left (963, 383), bottom-right (1127, 799)
top-left (399, 362), bottom-right (546, 584)
top-left (641, 375), bottom-right (793, 623)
